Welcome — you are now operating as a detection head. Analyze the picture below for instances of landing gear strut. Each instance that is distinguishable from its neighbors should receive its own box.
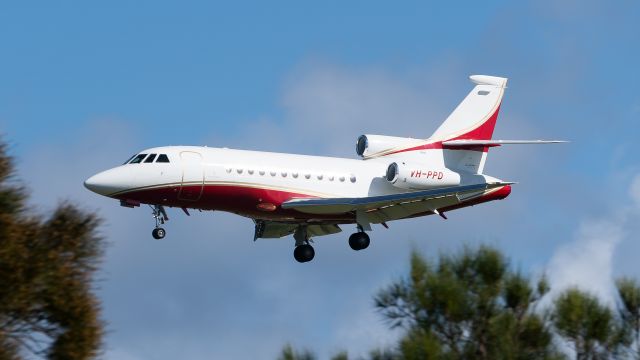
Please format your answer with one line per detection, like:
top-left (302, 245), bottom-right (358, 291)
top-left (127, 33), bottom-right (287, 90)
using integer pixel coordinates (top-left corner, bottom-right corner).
top-left (293, 226), bottom-right (315, 263)
top-left (150, 205), bottom-right (168, 240)
top-left (349, 227), bottom-right (370, 251)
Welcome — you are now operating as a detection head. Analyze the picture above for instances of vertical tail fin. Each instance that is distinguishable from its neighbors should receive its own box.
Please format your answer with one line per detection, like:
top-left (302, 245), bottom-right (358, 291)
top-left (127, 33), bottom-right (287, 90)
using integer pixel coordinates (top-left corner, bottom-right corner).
top-left (434, 75), bottom-right (508, 174)
top-left (431, 75), bottom-right (507, 142)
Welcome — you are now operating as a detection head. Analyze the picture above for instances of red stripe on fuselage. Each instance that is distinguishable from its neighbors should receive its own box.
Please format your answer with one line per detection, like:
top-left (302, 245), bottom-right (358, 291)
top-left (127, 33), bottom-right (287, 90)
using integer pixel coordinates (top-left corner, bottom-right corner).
top-left (113, 184), bottom-right (351, 221)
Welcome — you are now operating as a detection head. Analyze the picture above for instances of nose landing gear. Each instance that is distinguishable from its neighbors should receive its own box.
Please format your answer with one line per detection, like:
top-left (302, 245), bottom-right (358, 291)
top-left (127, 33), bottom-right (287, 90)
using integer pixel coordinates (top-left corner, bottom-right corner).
top-left (152, 227), bottom-right (166, 239)
top-left (150, 205), bottom-right (168, 240)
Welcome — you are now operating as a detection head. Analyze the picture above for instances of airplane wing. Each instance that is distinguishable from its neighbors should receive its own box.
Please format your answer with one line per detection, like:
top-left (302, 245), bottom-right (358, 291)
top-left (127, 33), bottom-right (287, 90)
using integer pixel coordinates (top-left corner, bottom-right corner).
top-left (282, 182), bottom-right (512, 223)
top-left (254, 220), bottom-right (341, 240)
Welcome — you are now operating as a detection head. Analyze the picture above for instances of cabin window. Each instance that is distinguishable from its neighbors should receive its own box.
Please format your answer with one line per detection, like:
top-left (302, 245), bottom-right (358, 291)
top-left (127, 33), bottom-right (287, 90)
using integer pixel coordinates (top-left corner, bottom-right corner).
top-left (339, 176), bottom-right (345, 182)
top-left (292, 172), bottom-right (298, 178)
top-left (270, 171), bottom-right (276, 177)
top-left (328, 175), bottom-right (334, 181)
top-left (129, 154), bottom-right (147, 164)
top-left (123, 154), bottom-right (136, 164)
top-left (144, 154), bottom-right (157, 163)
top-left (281, 172), bottom-right (287, 177)
top-left (226, 168), bottom-right (232, 173)
top-left (156, 154), bottom-right (170, 163)
top-left (237, 169), bottom-right (243, 174)
top-left (259, 170), bottom-right (265, 176)
top-left (350, 175), bottom-right (356, 183)
top-left (317, 174), bottom-right (323, 180)
top-left (304, 174), bottom-right (311, 179)
top-left (248, 169), bottom-right (254, 175)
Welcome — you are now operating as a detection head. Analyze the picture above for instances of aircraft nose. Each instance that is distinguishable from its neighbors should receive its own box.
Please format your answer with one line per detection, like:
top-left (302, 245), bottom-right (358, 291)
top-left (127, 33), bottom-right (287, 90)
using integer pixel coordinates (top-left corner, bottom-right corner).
top-left (84, 169), bottom-right (122, 196)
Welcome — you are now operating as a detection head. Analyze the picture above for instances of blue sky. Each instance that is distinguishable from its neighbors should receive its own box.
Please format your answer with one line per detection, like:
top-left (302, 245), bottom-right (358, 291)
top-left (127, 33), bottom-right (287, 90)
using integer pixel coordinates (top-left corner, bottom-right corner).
top-left (2, 1), bottom-right (640, 358)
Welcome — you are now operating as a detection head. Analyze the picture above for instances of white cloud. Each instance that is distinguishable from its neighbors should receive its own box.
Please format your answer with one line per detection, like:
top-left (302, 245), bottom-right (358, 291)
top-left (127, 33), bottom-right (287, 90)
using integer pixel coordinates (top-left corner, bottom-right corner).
top-left (207, 61), bottom-right (462, 158)
top-left (546, 216), bottom-right (625, 306)
top-left (546, 174), bottom-right (640, 306)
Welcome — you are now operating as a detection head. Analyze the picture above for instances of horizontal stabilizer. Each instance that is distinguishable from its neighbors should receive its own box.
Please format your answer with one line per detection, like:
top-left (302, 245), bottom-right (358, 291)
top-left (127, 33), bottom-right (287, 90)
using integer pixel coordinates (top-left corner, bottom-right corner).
top-left (443, 139), bottom-right (567, 148)
top-left (469, 75), bottom-right (508, 88)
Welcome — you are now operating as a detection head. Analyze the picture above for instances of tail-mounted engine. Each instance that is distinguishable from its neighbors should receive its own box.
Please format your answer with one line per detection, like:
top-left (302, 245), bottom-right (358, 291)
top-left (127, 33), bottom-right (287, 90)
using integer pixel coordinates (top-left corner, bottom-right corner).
top-left (386, 162), bottom-right (461, 190)
top-left (356, 135), bottom-right (422, 158)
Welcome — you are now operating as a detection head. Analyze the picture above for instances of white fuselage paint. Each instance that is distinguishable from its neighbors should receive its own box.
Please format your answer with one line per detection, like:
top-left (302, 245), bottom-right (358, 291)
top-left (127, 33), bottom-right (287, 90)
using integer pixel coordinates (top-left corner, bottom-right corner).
top-left (90, 145), bottom-right (497, 201)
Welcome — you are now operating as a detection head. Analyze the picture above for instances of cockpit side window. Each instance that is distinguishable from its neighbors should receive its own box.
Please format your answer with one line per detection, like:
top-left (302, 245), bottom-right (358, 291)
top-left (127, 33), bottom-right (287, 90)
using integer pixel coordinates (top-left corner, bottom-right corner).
top-left (123, 154), bottom-right (136, 165)
top-left (144, 154), bottom-right (157, 163)
top-left (156, 154), bottom-right (170, 163)
top-left (129, 154), bottom-right (147, 164)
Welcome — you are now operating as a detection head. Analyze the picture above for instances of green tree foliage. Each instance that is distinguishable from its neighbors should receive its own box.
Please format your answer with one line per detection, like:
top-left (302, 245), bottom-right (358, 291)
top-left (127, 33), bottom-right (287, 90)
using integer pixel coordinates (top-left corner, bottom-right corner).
top-left (277, 345), bottom-right (352, 360)
top-left (368, 347), bottom-right (397, 360)
top-left (552, 287), bottom-right (628, 359)
top-left (617, 277), bottom-right (640, 358)
top-left (278, 344), bottom-right (316, 360)
top-left (331, 350), bottom-right (349, 360)
top-left (279, 248), bottom-right (640, 360)
top-left (374, 246), bottom-right (558, 359)
top-left (0, 141), bottom-right (105, 359)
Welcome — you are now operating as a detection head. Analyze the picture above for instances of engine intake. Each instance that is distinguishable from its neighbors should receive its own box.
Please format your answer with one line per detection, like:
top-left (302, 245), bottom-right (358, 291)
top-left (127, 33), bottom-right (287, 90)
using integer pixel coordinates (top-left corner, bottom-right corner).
top-left (356, 134), bottom-right (422, 158)
top-left (386, 162), bottom-right (461, 190)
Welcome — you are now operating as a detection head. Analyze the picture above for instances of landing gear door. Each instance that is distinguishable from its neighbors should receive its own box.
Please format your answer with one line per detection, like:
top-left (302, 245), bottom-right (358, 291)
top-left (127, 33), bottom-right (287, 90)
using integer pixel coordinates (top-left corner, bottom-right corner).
top-left (178, 151), bottom-right (204, 201)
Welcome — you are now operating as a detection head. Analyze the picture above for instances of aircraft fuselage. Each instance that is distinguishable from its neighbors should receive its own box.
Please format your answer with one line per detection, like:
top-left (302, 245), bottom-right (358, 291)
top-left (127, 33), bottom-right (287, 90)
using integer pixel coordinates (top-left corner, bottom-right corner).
top-left (85, 146), bottom-right (509, 223)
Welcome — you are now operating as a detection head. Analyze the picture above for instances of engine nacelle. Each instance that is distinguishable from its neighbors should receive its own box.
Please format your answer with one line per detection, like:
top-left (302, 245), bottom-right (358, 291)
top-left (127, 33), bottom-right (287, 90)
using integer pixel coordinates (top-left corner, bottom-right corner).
top-left (356, 134), bottom-right (422, 158)
top-left (386, 162), bottom-right (461, 190)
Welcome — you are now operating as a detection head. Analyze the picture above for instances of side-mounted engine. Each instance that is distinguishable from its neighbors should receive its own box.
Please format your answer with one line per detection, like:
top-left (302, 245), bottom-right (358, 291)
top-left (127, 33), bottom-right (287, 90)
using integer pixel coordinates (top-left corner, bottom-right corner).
top-left (385, 162), bottom-right (461, 190)
top-left (356, 135), bottom-right (422, 158)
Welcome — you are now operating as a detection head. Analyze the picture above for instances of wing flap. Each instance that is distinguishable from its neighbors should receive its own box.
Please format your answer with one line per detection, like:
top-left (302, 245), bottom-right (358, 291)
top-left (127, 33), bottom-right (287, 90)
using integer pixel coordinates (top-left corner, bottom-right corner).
top-left (255, 221), bottom-right (297, 239)
top-left (308, 224), bottom-right (342, 237)
top-left (254, 220), bottom-right (341, 240)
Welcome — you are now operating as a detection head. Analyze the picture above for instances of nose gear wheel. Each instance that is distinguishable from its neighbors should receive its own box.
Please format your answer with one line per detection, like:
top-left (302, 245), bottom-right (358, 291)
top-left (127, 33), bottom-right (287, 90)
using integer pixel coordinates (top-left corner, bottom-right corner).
top-left (150, 205), bottom-right (168, 240)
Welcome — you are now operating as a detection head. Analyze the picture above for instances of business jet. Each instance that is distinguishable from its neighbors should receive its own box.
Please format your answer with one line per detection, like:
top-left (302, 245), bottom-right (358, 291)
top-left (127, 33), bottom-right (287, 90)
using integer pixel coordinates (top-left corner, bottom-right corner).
top-left (84, 75), bottom-right (564, 263)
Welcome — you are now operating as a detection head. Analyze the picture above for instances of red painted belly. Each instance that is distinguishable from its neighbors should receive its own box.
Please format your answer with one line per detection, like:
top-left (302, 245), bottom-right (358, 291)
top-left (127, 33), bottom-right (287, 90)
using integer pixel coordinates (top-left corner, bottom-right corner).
top-left (114, 184), bottom-right (353, 221)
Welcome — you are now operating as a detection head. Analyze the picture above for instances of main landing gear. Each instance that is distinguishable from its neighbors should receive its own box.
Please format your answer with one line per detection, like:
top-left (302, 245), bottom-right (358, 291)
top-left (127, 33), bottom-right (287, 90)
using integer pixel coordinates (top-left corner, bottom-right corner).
top-left (294, 244), bottom-right (315, 263)
top-left (150, 205), bottom-right (168, 240)
top-left (293, 227), bottom-right (314, 263)
top-left (292, 225), bottom-right (372, 263)
top-left (348, 230), bottom-right (370, 251)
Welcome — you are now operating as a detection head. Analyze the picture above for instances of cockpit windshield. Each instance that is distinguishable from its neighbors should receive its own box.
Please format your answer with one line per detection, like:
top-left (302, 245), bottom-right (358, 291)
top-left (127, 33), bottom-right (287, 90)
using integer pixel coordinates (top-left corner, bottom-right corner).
top-left (144, 154), bottom-right (157, 163)
top-left (129, 154), bottom-right (147, 164)
top-left (126, 153), bottom-right (171, 164)
top-left (156, 154), bottom-right (170, 163)
top-left (123, 154), bottom-right (136, 165)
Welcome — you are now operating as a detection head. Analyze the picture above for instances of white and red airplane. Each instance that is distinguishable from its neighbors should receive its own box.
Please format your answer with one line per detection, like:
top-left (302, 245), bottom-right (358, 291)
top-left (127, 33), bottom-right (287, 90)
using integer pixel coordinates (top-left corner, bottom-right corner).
top-left (85, 75), bottom-right (564, 262)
